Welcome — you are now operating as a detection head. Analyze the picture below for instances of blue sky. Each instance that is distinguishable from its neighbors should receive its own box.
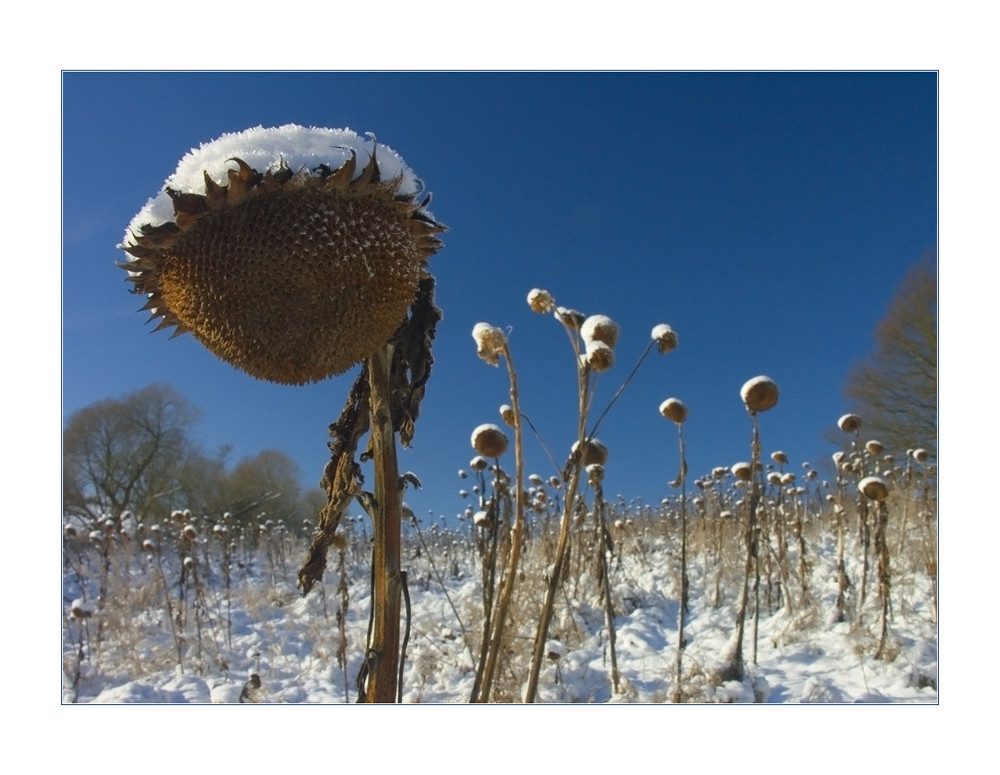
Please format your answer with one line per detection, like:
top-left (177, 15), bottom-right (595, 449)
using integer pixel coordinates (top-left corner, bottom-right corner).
top-left (62, 72), bottom-right (937, 522)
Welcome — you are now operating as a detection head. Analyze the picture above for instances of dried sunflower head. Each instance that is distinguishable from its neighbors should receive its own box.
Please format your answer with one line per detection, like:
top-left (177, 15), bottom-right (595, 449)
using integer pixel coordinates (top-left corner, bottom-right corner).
top-left (119, 125), bottom-right (445, 385)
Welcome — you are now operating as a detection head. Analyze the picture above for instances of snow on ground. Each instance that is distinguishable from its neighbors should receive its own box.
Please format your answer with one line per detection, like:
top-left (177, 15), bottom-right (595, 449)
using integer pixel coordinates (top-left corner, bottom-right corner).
top-left (62, 512), bottom-right (938, 705)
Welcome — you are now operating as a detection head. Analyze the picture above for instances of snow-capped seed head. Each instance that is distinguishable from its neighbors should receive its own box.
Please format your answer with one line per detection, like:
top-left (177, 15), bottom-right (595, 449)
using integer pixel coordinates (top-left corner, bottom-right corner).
top-left (767, 472), bottom-right (781, 485)
top-left (183, 524), bottom-right (197, 540)
top-left (457, 469), bottom-right (467, 479)
top-left (586, 463), bottom-right (605, 485)
top-left (912, 448), bottom-right (929, 463)
top-left (780, 472), bottom-right (796, 486)
top-left (838, 414), bottom-right (862, 433)
top-left (171, 510), bottom-right (185, 522)
top-left (865, 440), bottom-right (884, 455)
top-left (771, 451), bottom-right (788, 465)
top-left (469, 455), bottom-right (489, 472)
top-left (473, 509), bottom-right (494, 530)
top-left (651, 324), bottom-right (678, 354)
top-left (549, 476), bottom-right (561, 488)
top-left (142, 539), bottom-right (157, 553)
top-left (573, 437), bottom-right (609, 466)
top-left (585, 340), bottom-right (615, 372)
top-left (555, 306), bottom-right (586, 329)
top-left (120, 126), bottom-right (444, 385)
top-left (712, 467), bottom-right (728, 479)
top-left (183, 556), bottom-right (196, 570)
top-left (731, 462), bottom-right (752, 481)
top-left (70, 599), bottom-right (92, 620)
top-left (471, 423), bottom-right (508, 458)
top-left (527, 288), bottom-right (555, 314)
top-left (472, 322), bottom-right (506, 366)
top-left (859, 476), bottom-right (890, 501)
top-left (64, 524), bottom-right (78, 539)
top-left (741, 376), bottom-right (779, 413)
top-left (499, 404), bottom-right (516, 427)
top-left (529, 473), bottom-right (544, 486)
top-left (659, 397), bottom-right (688, 424)
top-left (581, 315), bottom-right (619, 349)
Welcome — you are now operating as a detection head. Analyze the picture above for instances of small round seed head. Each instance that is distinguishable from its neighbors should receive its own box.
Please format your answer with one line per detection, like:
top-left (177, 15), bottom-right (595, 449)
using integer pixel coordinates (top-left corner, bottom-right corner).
top-left (573, 438), bottom-right (609, 467)
top-left (767, 472), bottom-right (781, 485)
top-left (651, 323), bottom-right (678, 354)
top-left (469, 455), bottom-right (489, 472)
top-left (64, 524), bottom-right (78, 539)
top-left (771, 450), bottom-right (788, 465)
top-left (142, 539), bottom-right (157, 553)
top-left (865, 439), bottom-right (884, 455)
top-left (586, 463), bottom-right (605, 485)
top-left (912, 448), bottom-right (929, 463)
top-left (120, 126), bottom-right (444, 385)
top-left (472, 323), bottom-right (506, 366)
top-left (473, 509), bottom-right (494, 530)
top-left (731, 461), bottom-right (752, 481)
top-left (499, 404), bottom-right (516, 427)
top-left (780, 472), bottom-right (796, 486)
top-left (859, 475), bottom-right (890, 501)
top-left (659, 398), bottom-right (688, 424)
top-left (183, 556), bottom-right (196, 570)
top-left (471, 424), bottom-right (509, 458)
top-left (581, 315), bottom-right (620, 349)
top-left (527, 288), bottom-right (555, 314)
top-left (555, 306), bottom-right (586, 329)
top-left (585, 340), bottom-right (615, 372)
top-left (741, 375), bottom-right (779, 413)
top-left (70, 599), bottom-right (92, 620)
top-left (838, 414), bottom-right (862, 433)
top-left (183, 524), bottom-right (197, 540)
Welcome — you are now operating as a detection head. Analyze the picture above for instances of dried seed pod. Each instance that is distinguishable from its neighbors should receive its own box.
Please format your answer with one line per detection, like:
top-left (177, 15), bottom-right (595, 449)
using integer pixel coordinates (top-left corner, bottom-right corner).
top-left (838, 414), bottom-right (862, 433)
top-left (912, 448), bottom-right (929, 463)
top-left (472, 323), bottom-right (506, 366)
top-left (555, 306), bottom-right (586, 329)
top-left (651, 323), bottom-right (678, 354)
top-left (585, 340), bottom-right (615, 371)
top-left (499, 404), bottom-right (516, 426)
top-left (771, 450), bottom-right (788, 464)
top-left (659, 397), bottom-right (688, 424)
top-left (471, 424), bottom-right (508, 458)
top-left (865, 439), bottom-right (884, 455)
top-left (527, 288), bottom-right (555, 314)
top-left (741, 375), bottom-right (779, 413)
top-left (581, 315), bottom-right (620, 349)
top-left (731, 461), bottom-right (752, 481)
top-left (119, 126), bottom-right (444, 385)
top-left (859, 475), bottom-right (890, 501)
top-left (573, 438), bottom-right (609, 467)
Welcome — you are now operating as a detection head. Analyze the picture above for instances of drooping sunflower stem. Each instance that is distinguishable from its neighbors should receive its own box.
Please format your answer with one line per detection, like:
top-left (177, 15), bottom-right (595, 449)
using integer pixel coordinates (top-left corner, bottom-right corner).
top-left (361, 341), bottom-right (404, 703)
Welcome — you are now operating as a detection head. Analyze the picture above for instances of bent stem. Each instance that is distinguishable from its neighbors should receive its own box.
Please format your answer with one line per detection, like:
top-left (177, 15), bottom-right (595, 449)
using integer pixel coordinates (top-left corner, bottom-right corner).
top-left (525, 336), bottom-right (591, 703)
top-left (476, 339), bottom-right (526, 702)
top-left (362, 342), bottom-right (403, 703)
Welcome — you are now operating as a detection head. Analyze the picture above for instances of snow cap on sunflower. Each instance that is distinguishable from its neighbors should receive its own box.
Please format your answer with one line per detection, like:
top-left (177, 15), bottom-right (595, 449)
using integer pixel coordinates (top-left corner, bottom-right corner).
top-left (119, 125), bottom-right (444, 385)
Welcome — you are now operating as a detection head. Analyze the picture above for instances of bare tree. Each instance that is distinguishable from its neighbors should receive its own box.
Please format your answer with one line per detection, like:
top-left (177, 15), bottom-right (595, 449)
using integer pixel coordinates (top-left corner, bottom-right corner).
top-left (845, 254), bottom-right (937, 458)
top-left (63, 383), bottom-right (201, 525)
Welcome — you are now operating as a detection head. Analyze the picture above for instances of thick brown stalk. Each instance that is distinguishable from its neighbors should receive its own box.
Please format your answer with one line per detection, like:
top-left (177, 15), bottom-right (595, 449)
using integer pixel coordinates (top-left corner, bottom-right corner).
top-left (363, 343), bottom-right (403, 703)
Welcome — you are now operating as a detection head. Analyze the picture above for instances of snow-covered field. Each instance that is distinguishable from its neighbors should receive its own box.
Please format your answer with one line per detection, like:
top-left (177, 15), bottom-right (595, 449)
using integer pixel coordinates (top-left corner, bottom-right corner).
top-left (62, 504), bottom-right (938, 705)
